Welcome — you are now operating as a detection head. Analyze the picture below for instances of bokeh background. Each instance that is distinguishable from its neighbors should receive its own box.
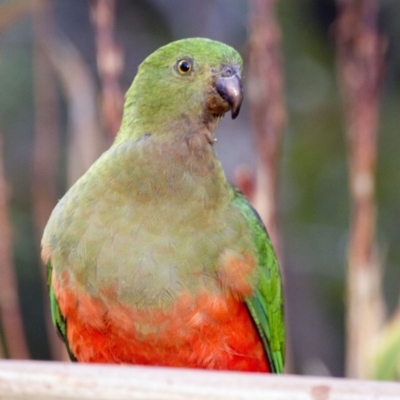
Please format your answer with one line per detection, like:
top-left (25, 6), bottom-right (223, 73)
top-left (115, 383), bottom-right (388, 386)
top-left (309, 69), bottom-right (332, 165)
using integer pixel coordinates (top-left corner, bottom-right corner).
top-left (0, 0), bottom-right (399, 378)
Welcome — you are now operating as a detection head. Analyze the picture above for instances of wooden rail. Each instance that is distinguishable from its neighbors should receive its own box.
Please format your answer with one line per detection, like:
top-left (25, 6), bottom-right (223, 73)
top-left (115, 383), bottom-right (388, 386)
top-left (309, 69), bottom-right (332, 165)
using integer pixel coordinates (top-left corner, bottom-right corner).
top-left (0, 361), bottom-right (398, 399)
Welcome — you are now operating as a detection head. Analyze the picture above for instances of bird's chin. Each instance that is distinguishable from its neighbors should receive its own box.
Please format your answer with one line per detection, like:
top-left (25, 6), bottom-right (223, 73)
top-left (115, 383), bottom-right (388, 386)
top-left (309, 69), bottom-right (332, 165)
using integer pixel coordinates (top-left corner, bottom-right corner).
top-left (204, 114), bottom-right (224, 145)
top-left (206, 101), bottom-right (231, 118)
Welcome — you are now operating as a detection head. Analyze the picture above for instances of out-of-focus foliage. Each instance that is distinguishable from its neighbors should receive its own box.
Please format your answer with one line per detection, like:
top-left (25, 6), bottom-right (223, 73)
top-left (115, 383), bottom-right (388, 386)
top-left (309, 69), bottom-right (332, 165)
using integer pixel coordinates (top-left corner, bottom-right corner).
top-left (0, 0), bottom-right (399, 376)
top-left (371, 311), bottom-right (400, 380)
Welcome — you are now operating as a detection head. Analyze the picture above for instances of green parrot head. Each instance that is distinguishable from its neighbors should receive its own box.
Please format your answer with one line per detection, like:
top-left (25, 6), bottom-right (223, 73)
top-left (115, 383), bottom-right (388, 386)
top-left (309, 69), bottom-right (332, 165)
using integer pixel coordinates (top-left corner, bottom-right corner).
top-left (117, 38), bottom-right (243, 142)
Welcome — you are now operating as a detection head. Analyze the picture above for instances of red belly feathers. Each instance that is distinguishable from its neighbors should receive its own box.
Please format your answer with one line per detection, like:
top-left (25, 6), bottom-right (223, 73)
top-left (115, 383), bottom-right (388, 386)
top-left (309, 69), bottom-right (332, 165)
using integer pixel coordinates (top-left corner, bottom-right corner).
top-left (53, 274), bottom-right (269, 372)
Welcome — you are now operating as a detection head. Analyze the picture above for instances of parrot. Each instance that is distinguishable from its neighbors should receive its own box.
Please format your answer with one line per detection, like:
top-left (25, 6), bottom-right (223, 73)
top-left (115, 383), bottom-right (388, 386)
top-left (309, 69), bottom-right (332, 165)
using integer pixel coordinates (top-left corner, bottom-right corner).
top-left (42, 38), bottom-right (285, 373)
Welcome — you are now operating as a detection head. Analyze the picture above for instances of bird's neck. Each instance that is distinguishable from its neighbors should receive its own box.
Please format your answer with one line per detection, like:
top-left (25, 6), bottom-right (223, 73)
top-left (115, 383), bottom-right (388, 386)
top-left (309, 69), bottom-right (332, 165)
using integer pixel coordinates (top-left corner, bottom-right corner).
top-left (111, 117), bottom-right (231, 214)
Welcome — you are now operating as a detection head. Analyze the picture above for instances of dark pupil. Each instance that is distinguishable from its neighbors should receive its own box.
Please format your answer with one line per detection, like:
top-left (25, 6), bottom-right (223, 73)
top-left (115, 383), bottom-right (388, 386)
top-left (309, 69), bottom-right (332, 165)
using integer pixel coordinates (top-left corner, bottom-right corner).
top-left (179, 61), bottom-right (190, 72)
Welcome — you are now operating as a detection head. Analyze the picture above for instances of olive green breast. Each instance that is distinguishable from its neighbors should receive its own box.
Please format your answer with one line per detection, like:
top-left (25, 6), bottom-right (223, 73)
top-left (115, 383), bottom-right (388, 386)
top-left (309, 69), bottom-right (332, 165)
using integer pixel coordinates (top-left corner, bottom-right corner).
top-left (42, 133), bottom-right (257, 309)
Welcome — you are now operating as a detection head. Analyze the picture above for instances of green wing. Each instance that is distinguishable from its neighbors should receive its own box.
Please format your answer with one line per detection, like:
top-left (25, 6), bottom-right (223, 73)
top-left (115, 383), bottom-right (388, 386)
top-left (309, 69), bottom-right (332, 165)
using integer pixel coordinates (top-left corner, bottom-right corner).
top-left (47, 261), bottom-right (77, 361)
top-left (232, 188), bottom-right (285, 373)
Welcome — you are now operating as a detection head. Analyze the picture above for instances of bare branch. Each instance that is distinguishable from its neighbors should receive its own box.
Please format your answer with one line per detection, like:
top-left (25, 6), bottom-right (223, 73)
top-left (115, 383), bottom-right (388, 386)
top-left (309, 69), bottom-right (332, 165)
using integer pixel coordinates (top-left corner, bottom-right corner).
top-left (46, 36), bottom-right (104, 187)
top-left (335, 0), bottom-right (386, 379)
top-left (32, 0), bottom-right (65, 361)
top-left (0, 136), bottom-right (30, 359)
top-left (89, 0), bottom-right (124, 141)
top-left (247, 0), bottom-right (286, 260)
top-left (0, 0), bottom-right (40, 33)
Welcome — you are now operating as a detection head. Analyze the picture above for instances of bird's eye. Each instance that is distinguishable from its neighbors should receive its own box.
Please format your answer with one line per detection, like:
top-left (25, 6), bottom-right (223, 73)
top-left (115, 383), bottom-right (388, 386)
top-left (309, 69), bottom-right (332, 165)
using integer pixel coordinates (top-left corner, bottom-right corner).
top-left (177, 59), bottom-right (193, 74)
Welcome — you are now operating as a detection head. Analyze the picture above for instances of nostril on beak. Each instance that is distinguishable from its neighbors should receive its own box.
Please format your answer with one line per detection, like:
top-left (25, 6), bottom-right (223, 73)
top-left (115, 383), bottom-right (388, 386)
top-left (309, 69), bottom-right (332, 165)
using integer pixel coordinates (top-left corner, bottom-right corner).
top-left (221, 66), bottom-right (236, 78)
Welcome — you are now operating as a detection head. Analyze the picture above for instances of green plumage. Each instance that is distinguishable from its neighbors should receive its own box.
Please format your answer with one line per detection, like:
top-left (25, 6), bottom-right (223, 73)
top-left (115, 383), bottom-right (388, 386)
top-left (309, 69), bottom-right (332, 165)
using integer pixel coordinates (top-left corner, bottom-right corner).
top-left (42, 38), bottom-right (285, 372)
top-left (47, 262), bottom-right (76, 361)
top-left (232, 189), bottom-right (285, 372)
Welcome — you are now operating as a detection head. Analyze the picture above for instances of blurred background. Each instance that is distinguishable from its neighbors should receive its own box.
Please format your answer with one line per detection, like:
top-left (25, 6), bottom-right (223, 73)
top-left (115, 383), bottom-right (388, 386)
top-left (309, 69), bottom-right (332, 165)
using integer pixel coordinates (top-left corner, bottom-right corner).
top-left (0, 0), bottom-right (399, 379)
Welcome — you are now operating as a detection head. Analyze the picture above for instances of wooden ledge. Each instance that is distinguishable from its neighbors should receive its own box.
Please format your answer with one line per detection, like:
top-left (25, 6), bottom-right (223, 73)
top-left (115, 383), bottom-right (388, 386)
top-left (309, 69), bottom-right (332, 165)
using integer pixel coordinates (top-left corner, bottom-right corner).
top-left (0, 360), bottom-right (399, 399)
